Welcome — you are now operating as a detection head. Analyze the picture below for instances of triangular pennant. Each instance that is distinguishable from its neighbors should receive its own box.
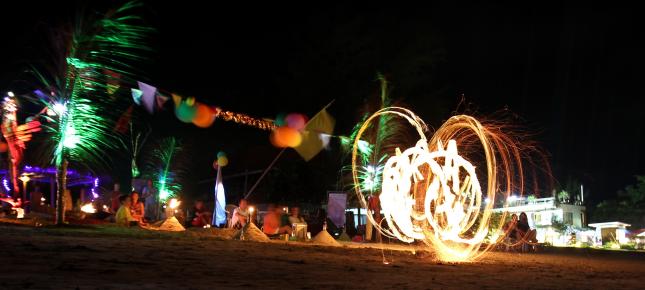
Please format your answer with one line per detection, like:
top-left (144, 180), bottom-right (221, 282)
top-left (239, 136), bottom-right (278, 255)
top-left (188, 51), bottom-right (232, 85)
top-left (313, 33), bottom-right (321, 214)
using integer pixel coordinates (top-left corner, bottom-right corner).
top-left (294, 108), bottom-right (335, 161)
top-left (137, 81), bottom-right (157, 114)
top-left (171, 93), bottom-right (182, 108)
top-left (131, 88), bottom-right (143, 105)
top-left (156, 92), bottom-right (170, 110)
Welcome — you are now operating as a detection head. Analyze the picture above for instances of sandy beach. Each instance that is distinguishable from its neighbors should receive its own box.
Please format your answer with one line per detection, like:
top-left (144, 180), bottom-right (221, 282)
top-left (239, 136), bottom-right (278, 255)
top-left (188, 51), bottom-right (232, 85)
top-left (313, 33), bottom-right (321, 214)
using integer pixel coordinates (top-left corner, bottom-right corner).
top-left (1, 224), bottom-right (643, 290)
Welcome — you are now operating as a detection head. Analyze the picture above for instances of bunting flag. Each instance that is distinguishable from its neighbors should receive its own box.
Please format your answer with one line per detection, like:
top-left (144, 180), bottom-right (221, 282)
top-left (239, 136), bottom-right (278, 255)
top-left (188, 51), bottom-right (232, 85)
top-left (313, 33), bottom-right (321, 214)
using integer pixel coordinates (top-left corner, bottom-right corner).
top-left (156, 92), bottom-right (169, 110)
top-left (114, 106), bottom-right (134, 134)
top-left (171, 93), bottom-right (182, 107)
top-left (294, 108), bottom-right (335, 161)
top-left (131, 83), bottom-right (279, 130)
top-left (137, 81), bottom-right (157, 114)
top-left (131, 88), bottom-right (143, 105)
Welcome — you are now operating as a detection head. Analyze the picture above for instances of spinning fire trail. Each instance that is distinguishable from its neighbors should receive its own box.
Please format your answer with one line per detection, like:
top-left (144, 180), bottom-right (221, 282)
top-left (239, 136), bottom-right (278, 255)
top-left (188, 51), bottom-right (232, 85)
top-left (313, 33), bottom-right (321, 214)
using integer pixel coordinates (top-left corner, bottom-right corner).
top-left (352, 107), bottom-right (531, 262)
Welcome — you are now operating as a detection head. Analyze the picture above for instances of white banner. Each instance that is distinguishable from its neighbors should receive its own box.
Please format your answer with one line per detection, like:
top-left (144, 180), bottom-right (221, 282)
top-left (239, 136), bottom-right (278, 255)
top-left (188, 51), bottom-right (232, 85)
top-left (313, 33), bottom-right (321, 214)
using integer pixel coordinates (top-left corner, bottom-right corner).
top-left (327, 192), bottom-right (347, 228)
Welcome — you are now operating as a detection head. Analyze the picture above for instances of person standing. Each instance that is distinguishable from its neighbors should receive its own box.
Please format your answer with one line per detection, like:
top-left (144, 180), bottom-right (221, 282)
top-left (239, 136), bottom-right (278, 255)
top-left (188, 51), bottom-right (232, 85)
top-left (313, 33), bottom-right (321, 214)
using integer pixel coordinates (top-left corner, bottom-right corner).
top-left (110, 183), bottom-right (122, 213)
top-left (366, 194), bottom-right (382, 242)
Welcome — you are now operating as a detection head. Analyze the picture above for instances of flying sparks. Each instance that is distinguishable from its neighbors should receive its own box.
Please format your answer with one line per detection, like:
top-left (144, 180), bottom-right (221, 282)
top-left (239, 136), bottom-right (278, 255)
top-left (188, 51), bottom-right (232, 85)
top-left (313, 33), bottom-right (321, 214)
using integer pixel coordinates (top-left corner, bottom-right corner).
top-left (352, 107), bottom-right (532, 262)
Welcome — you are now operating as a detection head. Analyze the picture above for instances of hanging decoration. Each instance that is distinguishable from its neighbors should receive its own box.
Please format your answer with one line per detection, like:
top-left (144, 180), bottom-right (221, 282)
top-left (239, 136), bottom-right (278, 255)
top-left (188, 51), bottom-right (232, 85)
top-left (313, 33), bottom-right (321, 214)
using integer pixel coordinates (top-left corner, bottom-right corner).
top-left (269, 112), bottom-right (309, 148)
top-left (132, 85), bottom-right (277, 130)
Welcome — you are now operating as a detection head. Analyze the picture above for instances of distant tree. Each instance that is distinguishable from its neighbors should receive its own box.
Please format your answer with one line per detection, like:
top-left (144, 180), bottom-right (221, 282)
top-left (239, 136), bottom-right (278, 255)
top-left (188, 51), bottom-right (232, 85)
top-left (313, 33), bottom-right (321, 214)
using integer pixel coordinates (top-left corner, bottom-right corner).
top-left (618, 175), bottom-right (645, 205)
top-left (591, 175), bottom-right (645, 228)
top-left (557, 190), bottom-right (570, 203)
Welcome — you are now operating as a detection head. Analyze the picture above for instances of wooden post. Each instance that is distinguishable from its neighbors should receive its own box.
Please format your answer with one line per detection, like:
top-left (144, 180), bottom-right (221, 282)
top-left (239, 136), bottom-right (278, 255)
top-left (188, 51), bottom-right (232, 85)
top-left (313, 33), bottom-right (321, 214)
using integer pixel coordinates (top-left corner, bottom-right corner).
top-left (50, 177), bottom-right (55, 207)
top-left (55, 160), bottom-right (68, 225)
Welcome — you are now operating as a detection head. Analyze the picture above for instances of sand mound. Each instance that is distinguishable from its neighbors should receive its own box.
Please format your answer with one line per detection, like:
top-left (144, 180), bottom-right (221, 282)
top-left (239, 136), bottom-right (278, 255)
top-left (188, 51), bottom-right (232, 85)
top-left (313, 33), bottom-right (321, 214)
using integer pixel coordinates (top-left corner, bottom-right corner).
top-left (148, 217), bottom-right (185, 232)
top-left (186, 227), bottom-right (240, 240)
top-left (338, 231), bottom-right (351, 242)
top-left (313, 230), bottom-right (341, 246)
top-left (240, 223), bottom-right (269, 242)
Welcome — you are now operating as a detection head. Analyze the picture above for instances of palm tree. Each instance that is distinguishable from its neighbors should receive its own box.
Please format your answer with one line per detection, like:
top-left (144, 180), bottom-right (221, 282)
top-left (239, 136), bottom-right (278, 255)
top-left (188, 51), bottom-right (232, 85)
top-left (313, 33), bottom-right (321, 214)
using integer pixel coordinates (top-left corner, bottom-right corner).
top-left (342, 75), bottom-right (412, 205)
top-left (33, 2), bottom-right (152, 225)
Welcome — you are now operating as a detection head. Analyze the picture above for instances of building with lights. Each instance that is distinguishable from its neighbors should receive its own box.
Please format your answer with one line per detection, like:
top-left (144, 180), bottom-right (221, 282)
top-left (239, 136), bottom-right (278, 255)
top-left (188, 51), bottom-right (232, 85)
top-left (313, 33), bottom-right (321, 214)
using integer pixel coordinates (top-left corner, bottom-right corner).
top-left (588, 222), bottom-right (631, 245)
top-left (491, 196), bottom-right (588, 245)
top-left (0, 165), bottom-right (99, 212)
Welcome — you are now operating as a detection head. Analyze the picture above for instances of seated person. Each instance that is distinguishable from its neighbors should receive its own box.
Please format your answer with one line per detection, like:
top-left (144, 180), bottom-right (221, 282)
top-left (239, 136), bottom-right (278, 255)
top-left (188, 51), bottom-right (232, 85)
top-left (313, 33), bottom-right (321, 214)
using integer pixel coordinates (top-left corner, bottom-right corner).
top-left (129, 191), bottom-right (146, 224)
top-left (289, 206), bottom-right (307, 239)
top-left (115, 195), bottom-right (139, 226)
top-left (503, 213), bottom-right (518, 239)
top-left (278, 206), bottom-right (290, 227)
top-left (515, 212), bottom-right (537, 243)
top-left (190, 200), bottom-right (212, 227)
top-left (263, 205), bottom-right (292, 236)
top-left (288, 206), bottom-right (306, 225)
top-left (230, 198), bottom-right (250, 229)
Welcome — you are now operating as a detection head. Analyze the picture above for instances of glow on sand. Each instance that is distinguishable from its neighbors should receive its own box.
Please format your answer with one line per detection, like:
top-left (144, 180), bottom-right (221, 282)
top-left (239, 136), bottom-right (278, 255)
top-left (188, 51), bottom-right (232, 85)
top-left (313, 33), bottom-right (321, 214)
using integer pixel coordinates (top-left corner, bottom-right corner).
top-left (352, 107), bottom-right (518, 262)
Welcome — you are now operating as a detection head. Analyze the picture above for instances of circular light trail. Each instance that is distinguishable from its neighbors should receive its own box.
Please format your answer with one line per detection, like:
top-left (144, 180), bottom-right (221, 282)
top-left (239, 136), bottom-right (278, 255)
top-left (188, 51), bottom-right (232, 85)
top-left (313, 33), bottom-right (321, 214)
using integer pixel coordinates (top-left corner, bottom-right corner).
top-left (352, 107), bottom-right (521, 262)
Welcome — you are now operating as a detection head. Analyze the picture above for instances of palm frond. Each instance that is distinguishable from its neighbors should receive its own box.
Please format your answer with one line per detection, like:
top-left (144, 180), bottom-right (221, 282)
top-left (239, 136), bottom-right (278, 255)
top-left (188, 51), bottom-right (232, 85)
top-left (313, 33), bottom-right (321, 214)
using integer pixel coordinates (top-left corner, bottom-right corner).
top-left (31, 1), bottom-right (152, 169)
top-left (142, 137), bottom-right (184, 201)
top-left (342, 74), bottom-right (414, 197)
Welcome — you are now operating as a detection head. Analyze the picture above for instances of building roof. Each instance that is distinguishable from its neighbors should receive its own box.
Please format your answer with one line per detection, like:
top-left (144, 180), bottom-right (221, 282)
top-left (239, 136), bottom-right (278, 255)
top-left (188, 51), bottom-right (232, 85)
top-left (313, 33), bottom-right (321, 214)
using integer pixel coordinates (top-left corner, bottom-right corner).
top-left (587, 221), bottom-right (631, 228)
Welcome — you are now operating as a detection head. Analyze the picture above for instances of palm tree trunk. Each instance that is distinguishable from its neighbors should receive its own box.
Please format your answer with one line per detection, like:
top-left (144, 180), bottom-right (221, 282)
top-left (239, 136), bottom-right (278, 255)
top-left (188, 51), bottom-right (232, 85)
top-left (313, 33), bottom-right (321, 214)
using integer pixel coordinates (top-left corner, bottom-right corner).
top-left (55, 159), bottom-right (68, 225)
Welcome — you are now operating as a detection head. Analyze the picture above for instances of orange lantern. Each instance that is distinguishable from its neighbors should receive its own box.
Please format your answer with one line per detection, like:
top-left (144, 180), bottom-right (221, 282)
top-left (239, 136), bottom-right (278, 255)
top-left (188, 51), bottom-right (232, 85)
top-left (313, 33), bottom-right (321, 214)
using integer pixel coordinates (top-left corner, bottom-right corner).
top-left (192, 103), bottom-right (216, 128)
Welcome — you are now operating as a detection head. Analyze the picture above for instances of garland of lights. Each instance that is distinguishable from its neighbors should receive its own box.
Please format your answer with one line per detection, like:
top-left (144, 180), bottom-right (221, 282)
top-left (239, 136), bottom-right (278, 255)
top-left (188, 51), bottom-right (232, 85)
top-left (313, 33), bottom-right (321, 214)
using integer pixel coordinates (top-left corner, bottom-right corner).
top-left (215, 109), bottom-right (276, 131)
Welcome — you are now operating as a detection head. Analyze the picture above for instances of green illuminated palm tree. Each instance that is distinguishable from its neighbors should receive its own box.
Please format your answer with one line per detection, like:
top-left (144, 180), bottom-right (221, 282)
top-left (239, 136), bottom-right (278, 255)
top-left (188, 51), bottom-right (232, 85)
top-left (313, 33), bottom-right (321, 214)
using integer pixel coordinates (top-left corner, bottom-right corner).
top-left (342, 74), bottom-right (411, 198)
top-left (33, 2), bottom-right (152, 225)
top-left (143, 137), bottom-right (184, 203)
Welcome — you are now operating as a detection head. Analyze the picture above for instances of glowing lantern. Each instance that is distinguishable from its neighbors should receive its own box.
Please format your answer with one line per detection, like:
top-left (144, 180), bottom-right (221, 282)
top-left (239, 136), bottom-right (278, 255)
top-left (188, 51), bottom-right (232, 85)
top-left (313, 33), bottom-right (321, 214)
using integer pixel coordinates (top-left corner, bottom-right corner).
top-left (271, 126), bottom-right (302, 148)
top-left (192, 103), bottom-right (216, 128)
top-left (285, 113), bottom-right (307, 131)
top-left (217, 156), bottom-right (229, 167)
top-left (175, 101), bottom-right (197, 123)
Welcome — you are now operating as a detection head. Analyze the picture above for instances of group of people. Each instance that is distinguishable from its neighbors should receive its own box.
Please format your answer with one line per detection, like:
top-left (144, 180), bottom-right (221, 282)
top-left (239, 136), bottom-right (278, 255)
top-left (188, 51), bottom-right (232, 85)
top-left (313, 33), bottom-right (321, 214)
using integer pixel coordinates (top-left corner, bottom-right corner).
top-left (223, 198), bottom-right (308, 237)
top-left (114, 191), bottom-right (147, 227)
top-left (503, 212), bottom-right (538, 249)
top-left (261, 204), bottom-right (306, 236)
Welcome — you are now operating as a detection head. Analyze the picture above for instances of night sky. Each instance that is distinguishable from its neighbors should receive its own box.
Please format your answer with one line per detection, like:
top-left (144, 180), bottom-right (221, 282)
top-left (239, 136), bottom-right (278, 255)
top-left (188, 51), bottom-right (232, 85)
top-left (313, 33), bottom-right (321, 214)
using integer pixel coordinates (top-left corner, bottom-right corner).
top-left (2, 1), bottom-right (644, 206)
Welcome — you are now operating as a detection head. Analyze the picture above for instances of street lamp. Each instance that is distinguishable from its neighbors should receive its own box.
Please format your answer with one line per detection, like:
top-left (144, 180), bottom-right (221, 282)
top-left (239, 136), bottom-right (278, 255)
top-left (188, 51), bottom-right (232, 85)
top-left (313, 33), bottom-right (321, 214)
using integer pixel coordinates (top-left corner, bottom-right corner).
top-left (19, 175), bottom-right (30, 202)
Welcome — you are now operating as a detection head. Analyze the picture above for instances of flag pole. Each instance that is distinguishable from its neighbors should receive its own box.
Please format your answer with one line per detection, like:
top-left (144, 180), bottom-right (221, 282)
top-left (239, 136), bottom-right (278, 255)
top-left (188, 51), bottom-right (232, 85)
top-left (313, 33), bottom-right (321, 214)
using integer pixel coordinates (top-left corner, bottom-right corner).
top-left (243, 148), bottom-right (285, 200)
